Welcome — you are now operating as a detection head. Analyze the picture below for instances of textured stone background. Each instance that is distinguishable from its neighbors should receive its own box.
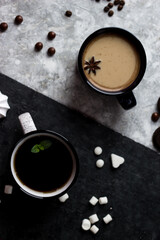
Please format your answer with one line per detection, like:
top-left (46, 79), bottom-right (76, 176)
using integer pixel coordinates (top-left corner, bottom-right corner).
top-left (0, 0), bottom-right (159, 150)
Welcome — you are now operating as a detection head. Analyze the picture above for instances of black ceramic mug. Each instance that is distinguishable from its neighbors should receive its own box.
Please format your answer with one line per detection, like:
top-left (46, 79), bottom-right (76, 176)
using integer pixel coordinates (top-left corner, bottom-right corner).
top-left (78, 27), bottom-right (147, 110)
top-left (11, 113), bottom-right (79, 199)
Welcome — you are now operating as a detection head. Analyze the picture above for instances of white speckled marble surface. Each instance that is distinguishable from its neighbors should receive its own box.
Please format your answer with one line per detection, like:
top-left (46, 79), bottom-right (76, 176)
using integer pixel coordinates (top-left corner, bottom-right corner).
top-left (0, 0), bottom-right (160, 151)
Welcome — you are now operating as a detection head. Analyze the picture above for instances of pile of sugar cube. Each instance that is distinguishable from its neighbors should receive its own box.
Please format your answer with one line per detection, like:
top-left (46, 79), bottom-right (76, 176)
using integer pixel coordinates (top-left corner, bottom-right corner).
top-left (79, 146), bottom-right (125, 234)
top-left (81, 195), bottom-right (112, 234)
top-left (58, 146), bottom-right (125, 235)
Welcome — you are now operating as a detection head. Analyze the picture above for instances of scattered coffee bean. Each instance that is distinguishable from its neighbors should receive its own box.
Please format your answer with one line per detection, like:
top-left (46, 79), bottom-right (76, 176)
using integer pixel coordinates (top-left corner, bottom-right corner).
top-left (65, 10), bottom-right (72, 17)
top-left (117, 4), bottom-right (123, 11)
top-left (108, 2), bottom-right (113, 8)
top-left (114, 0), bottom-right (120, 5)
top-left (47, 47), bottom-right (56, 56)
top-left (35, 42), bottom-right (43, 51)
top-left (94, 0), bottom-right (125, 16)
top-left (157, 97), bottom-right (160, 113)
top-left (151, 112), bottom-right (159, 122)
top-left (104, 6), bottom-right (110, 12)
top-left (48, 31), bottom-right (56, 40)
top-left (119, 0), bottom-right (125, 6)
top-left (152, 127), bottom-right (160, 151)
top-left (108, 10), bottom-right (114, 16)
top-left (0, 22), bottom-right (8, 32)
top-left (14, 15), bottom-right (23, 25)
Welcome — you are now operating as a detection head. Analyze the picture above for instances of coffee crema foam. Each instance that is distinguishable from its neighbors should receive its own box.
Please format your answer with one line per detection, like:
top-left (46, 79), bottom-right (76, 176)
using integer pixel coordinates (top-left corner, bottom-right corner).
top-left (82, 33), bottom-right (141, 92)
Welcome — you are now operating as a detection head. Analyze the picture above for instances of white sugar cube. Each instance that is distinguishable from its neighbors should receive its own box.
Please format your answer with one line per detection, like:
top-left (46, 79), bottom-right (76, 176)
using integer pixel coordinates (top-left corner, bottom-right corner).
top-left (90, 225), bottom-right (99, 234)
top-left (94, 146), bottom-right (102, 155)
top-left (4, 185), bottom-right (13, 194)
top-left (103, 214), bottom-right (113, 224)
top-left (96, 159), bottom-right (104, 168)
top-left (81, 219), bottom-right (91, 231)
top-left (99, 196), bottom-right (108, 205)
top-left (58, 193), bottom-right (69, 202)
top-left (89, 196), bottom-right (98, 206)
top-left (111, 153), bottom-right (125, 168)
top-left (89, 214), bottom-right (99, 224)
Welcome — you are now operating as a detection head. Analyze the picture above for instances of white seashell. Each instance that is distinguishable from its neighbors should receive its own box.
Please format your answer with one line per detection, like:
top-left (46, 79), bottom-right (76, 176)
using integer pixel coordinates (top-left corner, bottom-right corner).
top-left (0, 91), bottom-right (10, 118)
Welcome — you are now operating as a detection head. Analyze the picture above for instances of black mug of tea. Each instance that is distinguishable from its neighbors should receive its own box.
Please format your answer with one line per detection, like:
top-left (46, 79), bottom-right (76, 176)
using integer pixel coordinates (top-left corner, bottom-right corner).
top-left (10, 113), bottom-right (79, 199)
top-left (78, 27), bottom-right (147, 110)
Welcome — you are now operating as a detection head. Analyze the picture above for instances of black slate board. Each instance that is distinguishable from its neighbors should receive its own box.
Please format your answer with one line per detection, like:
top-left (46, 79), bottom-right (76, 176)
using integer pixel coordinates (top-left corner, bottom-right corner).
top-left (0, 73), bottom-right (160, 240)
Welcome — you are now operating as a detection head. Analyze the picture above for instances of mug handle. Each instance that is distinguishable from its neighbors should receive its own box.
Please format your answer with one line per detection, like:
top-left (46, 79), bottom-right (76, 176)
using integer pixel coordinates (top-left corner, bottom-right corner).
top-left (18, 112), bottom-right (37, 134)
top-left (116, 91), bottom-right (137, 110)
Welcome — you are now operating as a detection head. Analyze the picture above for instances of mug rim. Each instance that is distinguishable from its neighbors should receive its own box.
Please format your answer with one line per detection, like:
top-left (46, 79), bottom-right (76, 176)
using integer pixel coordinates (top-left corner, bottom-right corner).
top-left (78, 27), bottom-right (147, 96)
top-left (10, 130), bottom-right (79, 199)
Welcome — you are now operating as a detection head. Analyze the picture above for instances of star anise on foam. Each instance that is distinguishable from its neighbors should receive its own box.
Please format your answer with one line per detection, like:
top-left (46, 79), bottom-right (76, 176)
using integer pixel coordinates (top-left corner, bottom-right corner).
top-left (84, 56), bottom-right (101, 75)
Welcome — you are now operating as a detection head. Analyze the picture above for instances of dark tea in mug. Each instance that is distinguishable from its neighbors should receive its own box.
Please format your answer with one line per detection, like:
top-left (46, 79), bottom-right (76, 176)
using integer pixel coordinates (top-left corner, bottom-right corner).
top-left (11, 131), bottom-right (78, 198)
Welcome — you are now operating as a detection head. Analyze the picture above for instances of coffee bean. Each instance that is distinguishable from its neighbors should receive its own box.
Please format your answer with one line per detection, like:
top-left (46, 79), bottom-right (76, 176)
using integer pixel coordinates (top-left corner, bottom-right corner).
top-left (14, 15), bottom-right (23, 25)
top-left (151, 112), bottom-right (159, 122)
top-left (108, 10), bottom-right (114, 16)
top-left (157, 98), bottom-right (160, 113)
top-left (0, 22), bottom-right (8, 32)
top-left (65, 10), bottom-right (72, 17)
top-left (104, 6), bottom-right (110, 12)
top-left (108, 2), bottom-right (113, 8)
top-left (35, 42), bottom-right (43, 51)
top-left (48, 31), bottom-right (56, 40)
top-left (152, 127), bottom-right (160, 151)
top-left (119, 0), bottom-right (125, 6)
top-left (114, 0), bottom-right (120, 5)
top-left (118, 4), bottom-right (123, 11)
top-left (47, 47), bottom-right (56, 56)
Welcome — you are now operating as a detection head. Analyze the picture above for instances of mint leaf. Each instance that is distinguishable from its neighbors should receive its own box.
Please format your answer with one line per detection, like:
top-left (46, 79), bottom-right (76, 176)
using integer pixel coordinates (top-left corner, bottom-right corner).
top-left (38, 145), bottom-right (45, 151)
top-left (40, 140), bottom-right (52, 150)
top-left (31, 144), bottom-right (40, 153)
top-left (31, 140), bottom-right (52, 153)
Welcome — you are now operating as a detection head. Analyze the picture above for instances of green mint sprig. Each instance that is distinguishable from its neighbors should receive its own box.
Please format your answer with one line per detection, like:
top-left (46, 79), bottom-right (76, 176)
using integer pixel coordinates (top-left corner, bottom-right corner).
top-left (31, 140), bottom-right (52, 153)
